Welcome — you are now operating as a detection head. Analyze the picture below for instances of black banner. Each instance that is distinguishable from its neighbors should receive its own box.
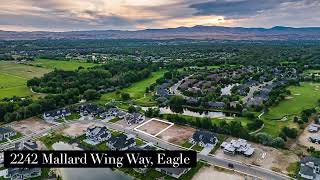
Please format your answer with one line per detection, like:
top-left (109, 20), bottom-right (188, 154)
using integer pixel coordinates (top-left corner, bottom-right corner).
top-left (4, 150), bottom-right (197, 168)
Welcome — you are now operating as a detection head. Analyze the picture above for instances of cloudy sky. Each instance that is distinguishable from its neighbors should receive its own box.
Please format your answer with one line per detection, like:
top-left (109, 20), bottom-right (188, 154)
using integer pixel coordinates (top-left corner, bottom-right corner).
top-left (0, 0), bottom-right (319, 31)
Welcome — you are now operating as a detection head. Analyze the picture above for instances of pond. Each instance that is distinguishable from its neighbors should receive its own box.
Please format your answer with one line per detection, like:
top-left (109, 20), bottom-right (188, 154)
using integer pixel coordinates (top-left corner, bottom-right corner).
top-left (52, 142), bottom-right (132, 180)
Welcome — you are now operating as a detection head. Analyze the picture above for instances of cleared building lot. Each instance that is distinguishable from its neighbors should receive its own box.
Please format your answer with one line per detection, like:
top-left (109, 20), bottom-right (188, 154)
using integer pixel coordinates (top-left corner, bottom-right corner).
top-left (156, 124), bottom-right (196, 145)
top-left (10, 117), bottom-right (53, 135)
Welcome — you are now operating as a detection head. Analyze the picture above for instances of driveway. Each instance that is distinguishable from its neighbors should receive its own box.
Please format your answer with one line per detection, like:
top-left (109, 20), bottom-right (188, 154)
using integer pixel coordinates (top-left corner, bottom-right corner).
top-left (199, 144), bottom-right (214, 155)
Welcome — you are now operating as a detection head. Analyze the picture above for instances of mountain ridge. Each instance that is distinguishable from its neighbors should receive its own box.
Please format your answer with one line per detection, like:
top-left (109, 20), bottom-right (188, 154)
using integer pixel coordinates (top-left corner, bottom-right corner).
top-left (1, 25), bottom-right (320, 40)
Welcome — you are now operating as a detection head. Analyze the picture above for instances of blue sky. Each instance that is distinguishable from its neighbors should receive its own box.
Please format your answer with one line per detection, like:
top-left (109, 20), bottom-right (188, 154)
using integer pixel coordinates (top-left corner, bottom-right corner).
top-left (0, 0), bottom-right (319, 31)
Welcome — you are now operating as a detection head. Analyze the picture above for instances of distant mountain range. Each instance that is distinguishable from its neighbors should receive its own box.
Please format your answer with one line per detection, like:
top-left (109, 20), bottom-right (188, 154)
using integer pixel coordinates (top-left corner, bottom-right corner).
top-left (1, 25), bottom-right (320, 40)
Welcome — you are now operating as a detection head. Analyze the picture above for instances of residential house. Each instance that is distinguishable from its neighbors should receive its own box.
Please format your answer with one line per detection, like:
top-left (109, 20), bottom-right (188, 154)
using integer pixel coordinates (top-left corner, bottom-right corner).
top-left (43, 108), bottom-right (71, 121)
top-left (124, 113), bottom-right (145, 125)
top-left (155, 168), bottom-right (190, 179)
top-left (86, 126), bottom-right (111, 144)
top-left (0, 127), bottom-right (17, 141)
top-left (5, 168), bottom-right (42, 180)
top-left (5, 140), bottom-right (41, 180)
top-left (220, 139), bottom-right (255, 157)
top-left (78, 104), bottom-right (105, 117)
top-left (106, 134), bottom-right (136, 151)
top-left (189, 130), bottom-right (217, 147)
top-left (15, 140), bottom-right (38, 150)
top-left (207, 101), bottom-right (226, 109)
top-left (299, 156), bottom-right (320, 180)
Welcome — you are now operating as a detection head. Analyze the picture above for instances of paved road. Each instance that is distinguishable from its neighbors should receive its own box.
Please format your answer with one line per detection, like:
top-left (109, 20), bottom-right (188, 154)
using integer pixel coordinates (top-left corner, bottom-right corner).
top-left (1, 119), bottom-right (291, 180)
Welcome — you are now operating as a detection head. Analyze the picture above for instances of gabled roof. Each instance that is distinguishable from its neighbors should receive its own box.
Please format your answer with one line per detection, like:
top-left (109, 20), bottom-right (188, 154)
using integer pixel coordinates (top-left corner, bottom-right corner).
top-left (299, 165), bottom-right (315, 178)
top-left (192, 130), bottom-right (217, 145)
top-left (301, 156), bottom-right (320, 166)
top-left (87, 126), bottom-right (108, 136)
top-left (0, 127), bottom-right (15, 134)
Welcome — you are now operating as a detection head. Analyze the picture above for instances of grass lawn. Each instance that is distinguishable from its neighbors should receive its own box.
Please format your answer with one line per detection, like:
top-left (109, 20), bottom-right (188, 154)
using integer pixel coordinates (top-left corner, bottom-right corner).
top-left (109, 118), bottom-right (121, 123)
top-left (287, 162), bottom-right (300, 178)
top-left (110, 130), bottom-right (123, 137)
top-left (0, 61), bottom-right (50, 79)
top-left (99, 70), bottom-right (166, 104)
top-left (65, 113), bottom-right (81, 120)
top-left (39, 133), bottom-right (73, 149)
top-left (264, 82), bottom-right (320, 120)
top-left (97, 143), bottom-right (109, 151)
top-left (181, 140), bottom-right (193, 149)
top-left (135, 138), bottom-right (146, 146)
top-left (261, 82), bottom-right (320, 136)
top-left (29, 59), bottom-right (97, 71)
top-left (192, 144), bottom-right (203, 152)
top-left (0, 61), bottom-right (50, 99)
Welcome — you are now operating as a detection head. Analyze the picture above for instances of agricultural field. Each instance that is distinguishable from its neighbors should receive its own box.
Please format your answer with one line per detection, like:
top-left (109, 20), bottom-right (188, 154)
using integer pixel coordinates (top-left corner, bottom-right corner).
top-left (28, 59), bottom-right (97, 71)
top-left (0, 59), bottom-right (96, 99)
top-left (261, 82), bottom-right (320, 136)
top-left (99, 70), bottom-right (166, 105)
top-left (0, 61), bottom-right (51, 98)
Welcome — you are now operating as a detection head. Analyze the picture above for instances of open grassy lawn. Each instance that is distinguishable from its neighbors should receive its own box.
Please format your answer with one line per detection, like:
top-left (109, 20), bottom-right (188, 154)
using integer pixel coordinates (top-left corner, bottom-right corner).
top-left (29, 59), bottom-right (97, 71)
top-left (0, 61), bottom-right (50, 99)
top-left (261, 82), bottom-right (320, 136)
top-left (99, 70), bottom-right (166, 104)
top-left (0, 61), bottom-right (50, 79)
top-left (0, 73), bottom-right (31, 99)
top-left (264, 82), bottom-right (320, 119)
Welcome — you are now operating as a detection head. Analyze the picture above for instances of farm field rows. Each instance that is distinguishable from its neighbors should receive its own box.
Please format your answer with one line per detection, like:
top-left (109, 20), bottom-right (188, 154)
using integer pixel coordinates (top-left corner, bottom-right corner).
top-left (261, 82), bottom-right (320, 136)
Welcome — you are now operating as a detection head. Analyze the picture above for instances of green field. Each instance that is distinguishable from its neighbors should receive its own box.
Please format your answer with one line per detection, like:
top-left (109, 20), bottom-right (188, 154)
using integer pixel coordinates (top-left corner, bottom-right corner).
top-left (99, 70), bottom-right (166, 105)
top-left (261, 82), bottom-right (320, 136)
top-left (29, 59), bottom-right (97, 70)
top-left (0, 59), bottom-right (96, 99)
top-left (0, 61), bottom-right (51, 98)
top-left (264, 82), bottom-right (320, 120)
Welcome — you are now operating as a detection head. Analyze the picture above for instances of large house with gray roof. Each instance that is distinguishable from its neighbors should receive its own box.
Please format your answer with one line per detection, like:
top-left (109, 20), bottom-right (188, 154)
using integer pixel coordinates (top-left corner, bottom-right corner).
top-left (155, 167), bottom-right (190, 179)
top-left (189, 130), bottom-right (217, 147)
top-left (5, 168), bottom-right (42, 180)
top-left (0, 127), bottom-right (17, 141)
top-left (43, 108), bottom-right (71, 121)
top-left (85, 126), bottom-right (111, 144)
top-left (299, 156), bottom-right (320, 180)
top-left (124, 113), bottom-right (145, 125)
top-left (106, 134), bottom-right (136, 150)
top-left (220, 138), bottom-right (255, 157)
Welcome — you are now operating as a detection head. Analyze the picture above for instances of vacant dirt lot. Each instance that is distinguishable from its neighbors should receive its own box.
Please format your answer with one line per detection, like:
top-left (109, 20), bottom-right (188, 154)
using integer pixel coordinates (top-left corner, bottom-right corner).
top-left (62, 121), bottom-right (102, 137)
top-left (10, 117), bottom-right (53, 135)
top-left (216, 138), bottom-right (299, 174)
top-left (192, 166), bottom-right (254, 180)
top-left (156, 125), bottom-right (196, 144)
top-left (136, 119), bottom-right (172, 136)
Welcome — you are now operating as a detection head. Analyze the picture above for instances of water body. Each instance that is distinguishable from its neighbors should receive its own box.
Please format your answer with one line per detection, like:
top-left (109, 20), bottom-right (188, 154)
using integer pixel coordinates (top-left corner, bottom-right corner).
top-left (52, 142), bottom-right (132, 180)
top-left (158, 107), bottom-right (227, 118)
